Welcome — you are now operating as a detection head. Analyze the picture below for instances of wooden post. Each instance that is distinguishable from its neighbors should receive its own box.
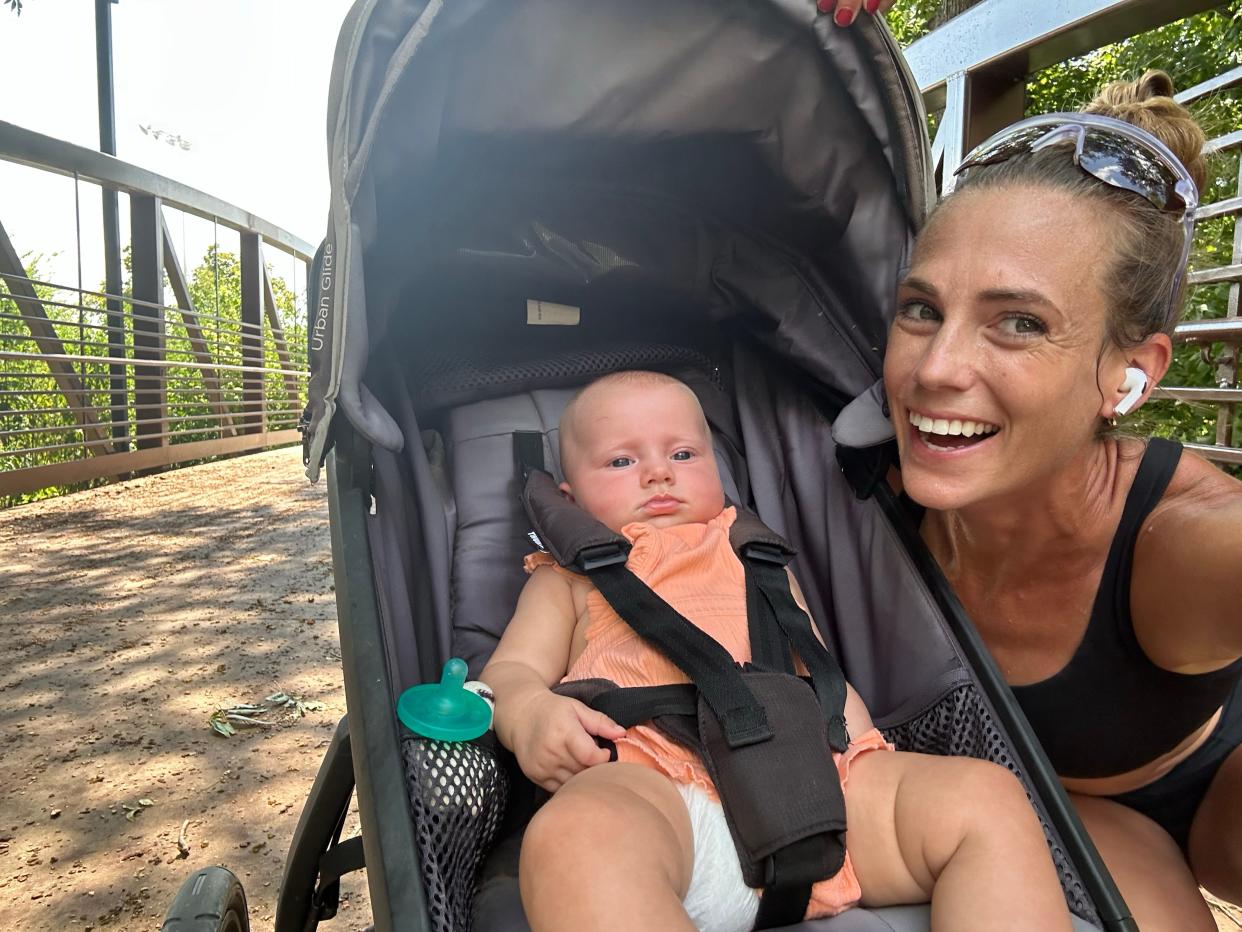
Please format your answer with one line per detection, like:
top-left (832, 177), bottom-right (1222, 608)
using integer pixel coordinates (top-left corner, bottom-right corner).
top-left (130, 194), bottom-right (167, 449)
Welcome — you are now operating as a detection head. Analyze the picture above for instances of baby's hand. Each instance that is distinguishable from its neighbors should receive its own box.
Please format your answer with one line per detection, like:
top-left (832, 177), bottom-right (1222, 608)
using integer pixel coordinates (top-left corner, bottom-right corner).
top-left (511, 691), bottom-right (626, 792)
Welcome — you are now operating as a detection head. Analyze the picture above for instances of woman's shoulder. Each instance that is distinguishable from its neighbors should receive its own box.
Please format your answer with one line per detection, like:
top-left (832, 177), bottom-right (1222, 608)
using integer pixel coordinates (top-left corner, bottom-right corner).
top-left (1131, 440), bottom-right (1242, 667)
top-left (1155, 442), bottom-right (1241, 517)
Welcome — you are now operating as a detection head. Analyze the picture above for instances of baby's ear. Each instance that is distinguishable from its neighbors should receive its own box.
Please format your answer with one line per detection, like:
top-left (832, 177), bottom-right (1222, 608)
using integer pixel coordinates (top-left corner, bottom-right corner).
top-left (558, 481), bottom-right (575, 501)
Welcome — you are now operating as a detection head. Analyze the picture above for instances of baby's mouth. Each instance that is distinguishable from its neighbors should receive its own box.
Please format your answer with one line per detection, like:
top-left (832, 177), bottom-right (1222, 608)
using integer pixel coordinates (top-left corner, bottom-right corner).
top-left (908, 411), bottom-right (1000, 451)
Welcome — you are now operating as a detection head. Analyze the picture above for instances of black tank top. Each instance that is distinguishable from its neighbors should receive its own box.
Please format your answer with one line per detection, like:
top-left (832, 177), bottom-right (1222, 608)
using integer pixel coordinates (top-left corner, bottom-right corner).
top-left (1011, 439), bottom-right (1242, 779)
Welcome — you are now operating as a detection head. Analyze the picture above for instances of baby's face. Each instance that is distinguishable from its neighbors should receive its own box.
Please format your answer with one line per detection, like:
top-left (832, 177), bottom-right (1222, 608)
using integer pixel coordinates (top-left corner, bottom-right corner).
top-left (560, 381), bottom-right (725, 534)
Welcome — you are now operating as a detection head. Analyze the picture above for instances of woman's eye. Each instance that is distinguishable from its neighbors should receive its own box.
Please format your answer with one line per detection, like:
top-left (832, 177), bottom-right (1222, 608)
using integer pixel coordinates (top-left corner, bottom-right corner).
top-left (897, 300), bottom-right (941, 324)
top-left (608, 456), bottom-right (633, 468)
top-left (671, 450), bottom-right (695, 462)
top-left (998, 314), bottom-right (1047, 337)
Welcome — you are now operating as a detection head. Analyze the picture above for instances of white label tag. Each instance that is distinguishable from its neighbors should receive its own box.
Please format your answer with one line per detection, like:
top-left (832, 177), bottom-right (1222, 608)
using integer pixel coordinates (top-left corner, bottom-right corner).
top-left (527, 299), bottom-right (580, 326)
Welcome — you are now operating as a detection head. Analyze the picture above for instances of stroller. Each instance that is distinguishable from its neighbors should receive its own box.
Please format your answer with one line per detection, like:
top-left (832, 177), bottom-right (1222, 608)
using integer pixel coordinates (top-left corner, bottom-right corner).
top-left (161, 2), bottom-right (1136, 931)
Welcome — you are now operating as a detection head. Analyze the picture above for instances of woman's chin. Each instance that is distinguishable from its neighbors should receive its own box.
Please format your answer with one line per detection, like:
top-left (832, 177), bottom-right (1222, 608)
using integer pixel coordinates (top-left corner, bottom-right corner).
top-left (897, 436), bottom-right (1003, 511)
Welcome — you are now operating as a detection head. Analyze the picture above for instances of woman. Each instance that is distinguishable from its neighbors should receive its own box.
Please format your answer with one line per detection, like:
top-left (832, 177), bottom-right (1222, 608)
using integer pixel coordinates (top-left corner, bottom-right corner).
top-left (881, 71), bottom-right (1242, 929)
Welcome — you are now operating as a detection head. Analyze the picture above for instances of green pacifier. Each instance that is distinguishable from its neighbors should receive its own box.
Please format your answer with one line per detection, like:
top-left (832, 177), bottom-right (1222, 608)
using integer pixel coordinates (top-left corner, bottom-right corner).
top-left (397, 658), bottom-right (493, 741)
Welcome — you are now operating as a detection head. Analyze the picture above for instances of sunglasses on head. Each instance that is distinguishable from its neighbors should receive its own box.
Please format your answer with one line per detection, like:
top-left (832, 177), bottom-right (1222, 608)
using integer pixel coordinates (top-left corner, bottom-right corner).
top-left (954, 112), bottom-right (1199, 327)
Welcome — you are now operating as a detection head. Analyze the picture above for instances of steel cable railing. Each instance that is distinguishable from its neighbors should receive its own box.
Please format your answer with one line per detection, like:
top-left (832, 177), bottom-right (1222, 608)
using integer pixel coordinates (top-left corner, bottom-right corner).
top-left (0, 120), bottom-right (313, 501)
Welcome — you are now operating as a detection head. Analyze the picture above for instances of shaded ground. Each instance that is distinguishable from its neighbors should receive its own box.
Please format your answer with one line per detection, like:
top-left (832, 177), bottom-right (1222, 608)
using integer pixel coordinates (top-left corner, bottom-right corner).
top-left (0, 447), bottom-right (369, 931)
top-left (0, 446), bottom-right (1237, 931)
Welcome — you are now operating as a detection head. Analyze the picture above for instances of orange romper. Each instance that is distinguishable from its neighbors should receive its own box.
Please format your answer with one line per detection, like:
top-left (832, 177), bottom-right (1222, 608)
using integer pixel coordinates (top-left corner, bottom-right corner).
top-left (524, 507), bottom-right (890, 919)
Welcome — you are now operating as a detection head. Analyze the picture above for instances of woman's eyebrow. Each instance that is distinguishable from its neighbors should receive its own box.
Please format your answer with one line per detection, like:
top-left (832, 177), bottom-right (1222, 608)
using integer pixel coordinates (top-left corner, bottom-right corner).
top-left (977, 287), bottom-right (1057, 309)
top-left (897, 275), bottom-right (938, 296)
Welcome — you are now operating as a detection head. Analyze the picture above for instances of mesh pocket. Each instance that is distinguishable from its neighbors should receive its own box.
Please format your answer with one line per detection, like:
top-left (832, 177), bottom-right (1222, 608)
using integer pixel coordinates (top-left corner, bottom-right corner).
top-left (402, 737), bottom-right (510, 932)
top-left (882, 685), bottom-right (1098, 926)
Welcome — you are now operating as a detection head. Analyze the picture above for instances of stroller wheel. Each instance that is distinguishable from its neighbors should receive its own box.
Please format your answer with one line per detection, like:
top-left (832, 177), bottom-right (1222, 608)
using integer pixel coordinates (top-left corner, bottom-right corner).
top-left (161, 866), bottom-right (249, 932)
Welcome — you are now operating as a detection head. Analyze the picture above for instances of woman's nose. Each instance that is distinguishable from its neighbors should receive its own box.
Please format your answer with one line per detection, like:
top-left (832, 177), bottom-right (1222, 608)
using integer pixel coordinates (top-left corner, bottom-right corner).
top-left (913, 327), bottom-right (977, 392)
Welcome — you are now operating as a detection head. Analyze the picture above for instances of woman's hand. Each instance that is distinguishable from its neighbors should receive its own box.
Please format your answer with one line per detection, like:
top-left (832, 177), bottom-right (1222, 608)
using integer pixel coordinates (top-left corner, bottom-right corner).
top-left (816, 0), bottom-right (896, 27)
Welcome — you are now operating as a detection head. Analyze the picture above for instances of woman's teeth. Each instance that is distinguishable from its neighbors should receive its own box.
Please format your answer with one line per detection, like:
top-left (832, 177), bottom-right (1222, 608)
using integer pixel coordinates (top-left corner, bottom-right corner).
top-left (908, 411), bottom-right (999, 438)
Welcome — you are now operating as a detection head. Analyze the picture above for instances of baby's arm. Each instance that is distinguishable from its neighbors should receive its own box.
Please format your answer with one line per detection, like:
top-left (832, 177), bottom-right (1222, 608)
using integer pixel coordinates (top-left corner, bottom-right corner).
top-left (481, 567), bottom-right (625, 791)
top-left (786, 567), bottom-right (875, 736)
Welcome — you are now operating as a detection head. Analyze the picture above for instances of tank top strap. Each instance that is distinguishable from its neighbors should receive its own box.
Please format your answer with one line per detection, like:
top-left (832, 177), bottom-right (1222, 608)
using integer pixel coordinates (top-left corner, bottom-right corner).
top-left (1097, 437), bottom-right (1183, 648)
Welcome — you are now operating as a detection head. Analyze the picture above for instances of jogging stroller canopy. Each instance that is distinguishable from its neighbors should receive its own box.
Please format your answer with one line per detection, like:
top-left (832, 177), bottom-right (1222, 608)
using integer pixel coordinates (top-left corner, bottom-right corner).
top-left (286, 3), bottom-right (1127, 931)
top-left (303, 0), bottom-right (933, 474)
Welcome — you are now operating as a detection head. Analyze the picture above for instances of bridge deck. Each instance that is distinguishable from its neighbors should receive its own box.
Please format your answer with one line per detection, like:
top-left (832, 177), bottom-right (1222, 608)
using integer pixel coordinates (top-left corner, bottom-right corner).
top-left (0, 447), bottom-right (371, 931)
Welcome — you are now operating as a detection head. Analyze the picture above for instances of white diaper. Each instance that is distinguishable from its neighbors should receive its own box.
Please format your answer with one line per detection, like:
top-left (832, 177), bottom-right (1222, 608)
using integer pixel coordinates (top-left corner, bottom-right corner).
top-left (676, 783), bottom-right (760, 932)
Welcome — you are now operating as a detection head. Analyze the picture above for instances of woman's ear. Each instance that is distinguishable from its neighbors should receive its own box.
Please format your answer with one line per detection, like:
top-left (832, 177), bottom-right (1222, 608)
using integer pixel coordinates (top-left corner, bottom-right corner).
top-left (1098, 334), bottom-right (1172, 419)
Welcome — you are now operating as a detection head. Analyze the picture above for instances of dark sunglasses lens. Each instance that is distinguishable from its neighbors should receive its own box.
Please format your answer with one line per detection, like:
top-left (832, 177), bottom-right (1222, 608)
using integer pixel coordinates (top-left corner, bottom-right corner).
top-left (956, 126), bottom-right (1049, 172)
top-left (1078, 131), bottom-right (1182, 211)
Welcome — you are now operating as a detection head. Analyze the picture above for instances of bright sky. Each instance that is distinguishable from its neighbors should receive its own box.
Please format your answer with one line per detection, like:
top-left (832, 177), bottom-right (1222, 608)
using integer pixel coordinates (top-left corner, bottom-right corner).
top-left (0, 0), bottom-right (351, 294)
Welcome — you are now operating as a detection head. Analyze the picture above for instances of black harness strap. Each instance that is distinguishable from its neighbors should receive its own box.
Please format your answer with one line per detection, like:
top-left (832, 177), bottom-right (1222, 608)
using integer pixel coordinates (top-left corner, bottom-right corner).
top-left (586, 560), bottom-right (774, 749)
top-left (743, 548), bottom-right (850, 753)
top-left (513, 429), bottom-right (547, 479)
top-left (753, 837), bottom-right (831, 928)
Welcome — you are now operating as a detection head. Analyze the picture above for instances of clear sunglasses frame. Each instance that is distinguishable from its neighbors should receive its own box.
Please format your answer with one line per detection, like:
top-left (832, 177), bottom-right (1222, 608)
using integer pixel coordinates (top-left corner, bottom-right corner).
top-left (955, 112), bottom-right (1199, 328)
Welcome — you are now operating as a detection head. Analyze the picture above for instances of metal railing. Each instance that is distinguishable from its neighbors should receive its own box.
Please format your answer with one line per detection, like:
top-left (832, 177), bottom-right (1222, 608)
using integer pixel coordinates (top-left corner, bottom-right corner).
top-left (0, 120), bottom-right (314, 501)
top-left (907, 0), bottom-right (1242, 466)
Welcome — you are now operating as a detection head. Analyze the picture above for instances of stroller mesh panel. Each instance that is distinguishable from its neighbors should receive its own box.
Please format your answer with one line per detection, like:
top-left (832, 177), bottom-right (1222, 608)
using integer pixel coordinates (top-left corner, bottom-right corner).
top-left (414, 343), bottom-right (724, 414)
top-left (883, 685), bottom-right (1095, 922)
top-left (402, 737), bottom-right (509, 932)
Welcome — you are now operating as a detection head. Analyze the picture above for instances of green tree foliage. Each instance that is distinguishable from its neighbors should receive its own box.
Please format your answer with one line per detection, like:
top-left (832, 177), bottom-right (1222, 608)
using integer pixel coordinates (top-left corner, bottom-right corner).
top-left (889, 1), bottom-right (1242, 455)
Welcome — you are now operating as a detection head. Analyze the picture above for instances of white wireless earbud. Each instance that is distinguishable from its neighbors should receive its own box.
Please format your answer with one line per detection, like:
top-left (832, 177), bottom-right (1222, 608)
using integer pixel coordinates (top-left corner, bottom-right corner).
top-left (1113, 367), bottom-right (1149, 418)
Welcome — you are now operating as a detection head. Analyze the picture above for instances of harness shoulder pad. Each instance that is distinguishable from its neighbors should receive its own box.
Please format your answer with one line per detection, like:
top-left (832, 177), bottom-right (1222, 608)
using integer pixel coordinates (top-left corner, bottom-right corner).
top-left (522, 470), bottom-right (629, 571)
top-left (728, 504), bottom-right (796, 563)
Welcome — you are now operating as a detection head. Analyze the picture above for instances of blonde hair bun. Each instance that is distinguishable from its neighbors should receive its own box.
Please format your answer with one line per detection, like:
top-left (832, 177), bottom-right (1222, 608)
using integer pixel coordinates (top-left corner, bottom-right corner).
top-left (1083, 69), bottom-right (1207, 192)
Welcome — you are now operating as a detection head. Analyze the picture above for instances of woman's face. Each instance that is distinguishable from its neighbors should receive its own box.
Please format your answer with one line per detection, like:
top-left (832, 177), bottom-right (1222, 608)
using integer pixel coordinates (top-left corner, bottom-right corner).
top-left (883, 185), bottom-right (1121, 512)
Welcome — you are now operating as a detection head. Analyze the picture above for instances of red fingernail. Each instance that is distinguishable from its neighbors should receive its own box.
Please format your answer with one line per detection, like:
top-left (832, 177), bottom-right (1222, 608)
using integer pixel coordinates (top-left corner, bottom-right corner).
top-left (865, 0), bottom-right (881, 13)
top-left (817, 0), bottom-right (834, 12)
top-left (834, 6), bottom-right (855, 26)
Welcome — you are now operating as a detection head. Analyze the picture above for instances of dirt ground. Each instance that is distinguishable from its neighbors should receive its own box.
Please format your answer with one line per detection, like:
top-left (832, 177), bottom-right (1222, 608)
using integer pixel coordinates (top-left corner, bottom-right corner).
top-left (0, 446), bottom-right (1239, 932)
top-left (0, 447), bottom-right (370, 932)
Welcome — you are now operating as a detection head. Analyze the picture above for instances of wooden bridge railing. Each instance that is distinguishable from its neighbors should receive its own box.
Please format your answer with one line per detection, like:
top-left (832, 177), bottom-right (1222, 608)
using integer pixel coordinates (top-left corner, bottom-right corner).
top-left (908, 0), bottom-right (1242, 466)
top-left (0, 121), bottom-right (314, 501)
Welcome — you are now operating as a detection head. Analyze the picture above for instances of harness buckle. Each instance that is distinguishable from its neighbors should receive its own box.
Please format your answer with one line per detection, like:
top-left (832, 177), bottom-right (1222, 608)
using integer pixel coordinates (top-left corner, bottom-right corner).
top-left (741, 542), bottom-right (791, 567)
top-left (577, 543), bottom-right (630, 572)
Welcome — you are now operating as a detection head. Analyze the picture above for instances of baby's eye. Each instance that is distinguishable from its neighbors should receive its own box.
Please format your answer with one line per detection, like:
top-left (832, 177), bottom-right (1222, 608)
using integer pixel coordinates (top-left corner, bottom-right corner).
top-left (670, 450), bottom-right (695, 462)
top-left (896, 300), bottom-right (941, 324)
top-left (997, 314), bottom-right (1047, 338)
top-left (608, 456), bottom-right (634, 468)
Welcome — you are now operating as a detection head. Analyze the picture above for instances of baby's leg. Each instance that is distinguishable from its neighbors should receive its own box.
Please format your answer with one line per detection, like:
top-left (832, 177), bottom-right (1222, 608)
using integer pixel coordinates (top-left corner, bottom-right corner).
top-left (844, 750), bottom-right (1072, 932)
top-left (520, 762), bottom-right (697, 932)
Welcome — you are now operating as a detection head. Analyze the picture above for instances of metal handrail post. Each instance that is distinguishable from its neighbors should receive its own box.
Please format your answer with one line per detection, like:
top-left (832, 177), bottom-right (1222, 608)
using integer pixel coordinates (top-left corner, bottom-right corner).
top-left (95, 0), bottom-right (127, 451)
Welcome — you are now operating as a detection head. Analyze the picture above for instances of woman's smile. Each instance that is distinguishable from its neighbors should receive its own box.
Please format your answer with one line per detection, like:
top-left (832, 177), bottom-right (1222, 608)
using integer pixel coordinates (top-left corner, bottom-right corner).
top-left (906, 409), bottom-right (1001, 453)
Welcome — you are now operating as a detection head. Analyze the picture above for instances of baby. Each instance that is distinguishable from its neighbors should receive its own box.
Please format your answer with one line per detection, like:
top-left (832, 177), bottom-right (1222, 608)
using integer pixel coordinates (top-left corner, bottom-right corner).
top-left (481, 371), bottom-right (1071, 932)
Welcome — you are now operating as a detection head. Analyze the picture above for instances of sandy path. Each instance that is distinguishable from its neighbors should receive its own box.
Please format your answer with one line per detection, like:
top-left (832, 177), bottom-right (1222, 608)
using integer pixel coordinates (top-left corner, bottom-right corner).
top-left (0, 447), bottom-right (369, 931)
